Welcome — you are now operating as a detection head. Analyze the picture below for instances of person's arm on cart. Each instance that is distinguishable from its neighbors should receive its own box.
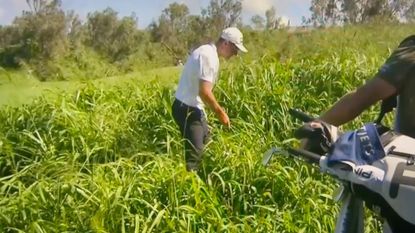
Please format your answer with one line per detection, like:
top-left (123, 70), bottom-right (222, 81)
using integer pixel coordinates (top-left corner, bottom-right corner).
top-left (319, 77), bottom-right (397, 126)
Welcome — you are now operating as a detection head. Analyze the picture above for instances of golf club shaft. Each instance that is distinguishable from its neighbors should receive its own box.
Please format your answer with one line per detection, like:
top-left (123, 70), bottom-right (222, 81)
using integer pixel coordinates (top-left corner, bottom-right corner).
top-left (289, 109), bottom-right (315, 122)
top-left (286, 147), bottom-right (321, 164)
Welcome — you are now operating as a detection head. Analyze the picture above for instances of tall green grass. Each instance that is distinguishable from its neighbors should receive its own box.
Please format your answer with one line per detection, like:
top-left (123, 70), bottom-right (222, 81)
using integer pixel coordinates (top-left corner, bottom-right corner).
top-left (0, 58), bottom-right (385, 232)
top-left (1, 23), bottom-right (410, 232)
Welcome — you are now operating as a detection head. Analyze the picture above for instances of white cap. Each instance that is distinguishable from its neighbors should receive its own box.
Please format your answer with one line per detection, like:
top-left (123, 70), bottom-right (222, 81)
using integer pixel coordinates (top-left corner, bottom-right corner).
top-left (220, 27), bottom-right (248, 53)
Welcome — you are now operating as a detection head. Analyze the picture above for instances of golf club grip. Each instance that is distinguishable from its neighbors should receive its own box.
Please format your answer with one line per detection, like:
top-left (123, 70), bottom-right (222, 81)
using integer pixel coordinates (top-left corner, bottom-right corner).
top-left (287, 148), bottom-right (321, 164)
top-left (289, 109), bottom-right (314, 122)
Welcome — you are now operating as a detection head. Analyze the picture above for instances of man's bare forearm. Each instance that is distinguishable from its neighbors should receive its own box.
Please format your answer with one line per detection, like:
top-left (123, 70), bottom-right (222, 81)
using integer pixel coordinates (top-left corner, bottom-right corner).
top-left (200, 90), bottom-right (224, 115)
top-left (199, 80), bottom-right (225, 115)
top-left (319, 77), bottom-right (397, 126)
top-left (319, 93), bottom-right (366, 126)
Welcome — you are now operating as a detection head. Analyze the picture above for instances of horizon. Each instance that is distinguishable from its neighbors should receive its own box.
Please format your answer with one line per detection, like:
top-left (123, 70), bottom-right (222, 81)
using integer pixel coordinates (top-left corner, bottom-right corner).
top-left (0, 0), bottom-right (312, 28)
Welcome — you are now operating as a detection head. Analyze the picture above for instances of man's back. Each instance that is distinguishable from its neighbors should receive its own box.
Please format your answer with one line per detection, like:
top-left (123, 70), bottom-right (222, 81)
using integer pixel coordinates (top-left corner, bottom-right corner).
top-left (175, 43), bottom-right (219, 110)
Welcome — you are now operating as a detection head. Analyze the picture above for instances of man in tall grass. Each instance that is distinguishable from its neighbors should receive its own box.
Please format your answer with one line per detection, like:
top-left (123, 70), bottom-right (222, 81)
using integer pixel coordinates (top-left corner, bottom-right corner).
top-left (172, 27), bottom-right (247, 171)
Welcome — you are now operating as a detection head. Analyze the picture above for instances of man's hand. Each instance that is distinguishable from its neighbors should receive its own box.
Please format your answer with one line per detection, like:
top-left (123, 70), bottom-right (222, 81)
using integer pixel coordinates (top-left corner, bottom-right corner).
top-left (294, 120), bottom-right (333, 155)
top-left (217, 109), bottom-right (230, 127)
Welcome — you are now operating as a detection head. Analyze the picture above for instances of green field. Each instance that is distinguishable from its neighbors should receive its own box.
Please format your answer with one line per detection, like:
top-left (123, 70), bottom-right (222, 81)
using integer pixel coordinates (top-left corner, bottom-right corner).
top-left (0, 67), bottom-right (181, 107)
top-left (0, 24), bottom-right (408, 232)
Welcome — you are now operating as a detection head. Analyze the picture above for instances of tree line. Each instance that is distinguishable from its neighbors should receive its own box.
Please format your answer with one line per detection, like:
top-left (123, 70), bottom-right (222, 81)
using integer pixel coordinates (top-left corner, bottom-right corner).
top-left (308, 0), bottom-right (415, 26)
top-left (0, 0), bottom-right (414, 81)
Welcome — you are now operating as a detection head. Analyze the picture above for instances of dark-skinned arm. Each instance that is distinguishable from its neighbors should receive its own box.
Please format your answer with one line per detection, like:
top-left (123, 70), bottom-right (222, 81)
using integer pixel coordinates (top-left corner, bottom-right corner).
top-left (319, 76), bottom-right (397, 126)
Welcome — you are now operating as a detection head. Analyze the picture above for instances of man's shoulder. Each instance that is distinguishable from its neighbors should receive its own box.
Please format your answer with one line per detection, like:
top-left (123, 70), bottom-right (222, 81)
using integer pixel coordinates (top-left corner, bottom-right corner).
top-left (377, 46), bottom-right (415, 90)
top-left (193, 44), bottom-right (217, 57)
top-left (380, 46), bottom-right (415, 73)
top-left (390, 46), bottom-right (415, 63)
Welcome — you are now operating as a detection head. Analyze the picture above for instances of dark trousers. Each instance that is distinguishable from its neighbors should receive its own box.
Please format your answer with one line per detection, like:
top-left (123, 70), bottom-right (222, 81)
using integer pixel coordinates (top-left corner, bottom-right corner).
top-left (172, 99), bottom-right (210, 171)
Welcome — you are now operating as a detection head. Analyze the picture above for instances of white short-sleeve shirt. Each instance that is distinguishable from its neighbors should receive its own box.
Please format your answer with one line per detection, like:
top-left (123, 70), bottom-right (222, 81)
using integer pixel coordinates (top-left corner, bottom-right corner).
top-left (175, 43), bottom-right (219, 110)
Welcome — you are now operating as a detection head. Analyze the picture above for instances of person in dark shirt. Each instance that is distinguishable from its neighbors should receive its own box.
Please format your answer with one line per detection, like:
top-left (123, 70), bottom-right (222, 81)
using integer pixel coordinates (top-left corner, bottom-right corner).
top-left (307, 35), bottom-right (415, 138)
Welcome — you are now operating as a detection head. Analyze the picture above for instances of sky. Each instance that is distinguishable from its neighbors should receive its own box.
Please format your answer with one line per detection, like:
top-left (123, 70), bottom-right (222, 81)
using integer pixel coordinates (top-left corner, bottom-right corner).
top-left (0, 0), bottom-right (312, 28)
